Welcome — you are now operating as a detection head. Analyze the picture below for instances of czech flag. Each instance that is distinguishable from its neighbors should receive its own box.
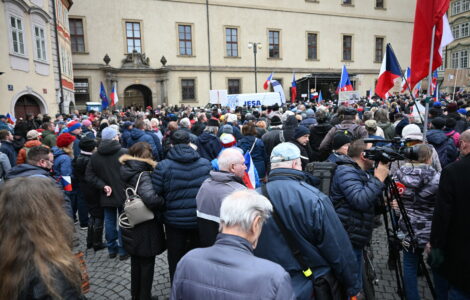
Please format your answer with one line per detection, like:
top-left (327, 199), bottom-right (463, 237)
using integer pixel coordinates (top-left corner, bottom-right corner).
top-left (263, 73), bottom-right (274, 90)
top-left (336, 65), bottom-right (353, 93)
top-left (431, 70), bottom-right (438, 95)
top-left (60, 176), bottom-right (72, 192)
top-left (110, 82), bottom-right (119, 106)
top-left (6, 113), bottom-right (16, 124)
top-left (375, 44), bottom-right (401, 99)
top-left (100, 82), bottom-right (109, 110)
top-left (318, 90), bottom-right (323, 102)
top-left (291, 73), bottom-right (297, 103)
top-left (410, 0), bottom-right (453, 90)
top-left (242, 152), bottom-right (256, 189)
top-left (401, 67), bottom-right (411, 93)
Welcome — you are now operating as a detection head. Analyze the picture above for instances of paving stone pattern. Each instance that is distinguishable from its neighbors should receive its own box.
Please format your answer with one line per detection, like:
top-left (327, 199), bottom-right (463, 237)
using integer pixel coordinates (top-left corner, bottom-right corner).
top-left (74, 223), bottom-right (433, 300)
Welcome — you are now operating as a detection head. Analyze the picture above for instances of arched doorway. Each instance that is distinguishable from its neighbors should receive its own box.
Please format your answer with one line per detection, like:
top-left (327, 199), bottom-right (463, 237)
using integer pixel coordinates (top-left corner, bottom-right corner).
top-left (124, 84), bottom-right (152, 109)
top-left (14, 95), bottom-right (42, 119)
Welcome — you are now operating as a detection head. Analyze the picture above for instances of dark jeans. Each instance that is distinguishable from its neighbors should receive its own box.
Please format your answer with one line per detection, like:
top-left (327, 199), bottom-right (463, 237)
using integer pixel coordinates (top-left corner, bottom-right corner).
top-left (165, 225), bottom-right (199, 282)
top-left (403, 248), bottom-right (423, 300)
top-left (104, 207), bottom-right (126, 256)
top-left (131, 255), bottom-right (156, 300)
top-left (68, 189), bottom-right (89, 226)
top-left (353, 247), bottom-right (363, 291)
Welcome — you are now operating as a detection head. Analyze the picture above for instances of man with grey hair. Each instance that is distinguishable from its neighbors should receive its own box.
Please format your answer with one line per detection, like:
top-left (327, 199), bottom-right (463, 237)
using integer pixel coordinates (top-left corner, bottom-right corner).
top-left (179, 117), bottom-right (198, 144)
top-left (196, 148), bottom-right (247, 246)
top-left (254, 142), bottom-right (361, 299)
top-left (172, 190), bottom-right (295, 300)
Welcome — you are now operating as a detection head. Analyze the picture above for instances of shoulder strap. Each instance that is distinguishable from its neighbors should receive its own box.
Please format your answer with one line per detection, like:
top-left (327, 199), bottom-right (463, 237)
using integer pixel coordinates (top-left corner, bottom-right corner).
top-left (249, 138), bottom-right (258, 154)
top-left (135, 172), bottom-right (144, 191)
top-left (279, 131), bottom-right (285, 143)
top-left (261, 184), bottom-right (313, 279)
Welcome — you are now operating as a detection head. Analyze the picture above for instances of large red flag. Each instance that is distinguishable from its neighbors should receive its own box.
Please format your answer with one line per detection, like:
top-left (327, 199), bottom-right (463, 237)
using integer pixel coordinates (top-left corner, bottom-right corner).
top-left (410, 0), bottom-right (450, 90)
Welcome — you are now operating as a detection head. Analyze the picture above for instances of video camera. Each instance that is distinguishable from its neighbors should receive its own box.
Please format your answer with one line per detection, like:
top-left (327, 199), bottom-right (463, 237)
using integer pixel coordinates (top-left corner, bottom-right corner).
top-left (363, 137), bottom-right (421, 164)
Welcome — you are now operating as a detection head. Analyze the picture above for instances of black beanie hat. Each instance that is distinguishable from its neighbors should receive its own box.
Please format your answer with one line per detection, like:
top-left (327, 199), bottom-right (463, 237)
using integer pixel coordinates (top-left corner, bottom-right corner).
top-left (294, 126), bottom-right (310, 139)
top-left (79, 138), bottom-right (97, 152)
top-left (332, 133), bottom-right (352, 150)
top-left (171, 130), bottom-right (190, 145)
top-left (207, 118), bottom-right (220, 127)
top-left (270, 115), bottom-right (282, 126)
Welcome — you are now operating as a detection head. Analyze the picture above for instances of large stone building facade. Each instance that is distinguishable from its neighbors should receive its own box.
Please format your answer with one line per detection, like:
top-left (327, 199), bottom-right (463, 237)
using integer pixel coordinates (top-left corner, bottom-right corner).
top-left (0, 0), bottom-right (73, 118)
top-left (441, 0), bottom-right (470, 93)
top-left (71, 0), bottom-right (414, 109)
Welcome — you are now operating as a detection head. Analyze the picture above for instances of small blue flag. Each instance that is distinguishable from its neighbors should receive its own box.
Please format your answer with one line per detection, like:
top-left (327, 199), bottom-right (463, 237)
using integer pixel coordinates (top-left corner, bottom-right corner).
top-left (100, 82), bottom-right (109, 110)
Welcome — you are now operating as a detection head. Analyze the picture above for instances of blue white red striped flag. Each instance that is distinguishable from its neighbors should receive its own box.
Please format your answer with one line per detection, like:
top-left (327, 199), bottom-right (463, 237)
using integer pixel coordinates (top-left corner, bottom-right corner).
top-left (336, 65), bottom-right (353, 93)
top-left (242, 152), bottom-right (256, 189)
top-left (60, 176), bottom-right (72, 191)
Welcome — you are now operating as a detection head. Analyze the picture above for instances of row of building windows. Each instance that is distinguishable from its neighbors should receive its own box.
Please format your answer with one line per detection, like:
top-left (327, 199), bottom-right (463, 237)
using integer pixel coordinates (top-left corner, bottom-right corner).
top-left (452, 22), bottom-right (470, 39)
top-left (452, 0), bottom-right (470, 16)
top-left (9, 15), bottom-right (48, 63)
top-left (69, 18), bottom-right (385, 63)
top-left (340, 0), bottom-right (385, 8)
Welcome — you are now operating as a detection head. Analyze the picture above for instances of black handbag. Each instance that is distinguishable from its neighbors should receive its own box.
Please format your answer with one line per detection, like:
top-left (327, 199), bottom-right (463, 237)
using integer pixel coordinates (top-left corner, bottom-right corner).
top-left (261, 184), bottom-right (347, 300)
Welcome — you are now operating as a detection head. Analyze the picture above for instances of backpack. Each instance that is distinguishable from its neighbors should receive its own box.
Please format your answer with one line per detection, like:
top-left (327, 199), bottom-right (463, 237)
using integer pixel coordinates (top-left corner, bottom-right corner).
top-left (431, 137), bottom-right (458, 168)
top-left (333, 123), bottom-right (360, 141)
top-left (305, 161), bottom-right (338, 196)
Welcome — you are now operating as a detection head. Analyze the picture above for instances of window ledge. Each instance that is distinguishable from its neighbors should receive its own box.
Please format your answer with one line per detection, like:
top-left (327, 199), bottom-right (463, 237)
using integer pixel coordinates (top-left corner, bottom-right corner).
top-left (177, 55), bottom-right (196, 58)
top-left (267, 57), bottom-right (282, 60)
top-left (341, 60), bottom-right (354, 62)
top-left (9, 52), bottom-right (28, 60)
top-left (305, 0), bottom-right (320, 3)
top-left (224, 56), bottom-right (241, 59)
top-left (306, 58), bottom-right (319, 62)
top-left (341, 3), bottom-right (355, 7)
top-left (374, 7), bottom-right (386, 10)
top-left (181, 99), bottom-right (197, 103)
top-left (72, 51), bottom-right (89, 55)
top-left (34, 59), bottom-right (49, 65)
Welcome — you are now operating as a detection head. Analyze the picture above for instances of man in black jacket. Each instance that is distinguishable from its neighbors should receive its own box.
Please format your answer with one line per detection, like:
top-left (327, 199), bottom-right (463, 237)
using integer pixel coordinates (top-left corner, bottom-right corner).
top-left (86, 127), bottom-right (128, 260)
top-left (0, 129), bottom-right (16, 167)
top-left (430, 130), bottom-right (470, 299)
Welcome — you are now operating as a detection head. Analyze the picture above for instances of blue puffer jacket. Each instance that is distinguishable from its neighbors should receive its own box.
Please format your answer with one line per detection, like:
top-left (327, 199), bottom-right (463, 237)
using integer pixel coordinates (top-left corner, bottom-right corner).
top-left (127, 128), bottom-right (160, 160)
top-left (145, 130), bottom-right (163, 161)
top-left (254, 168), bottom-right (361, 298)
top-left (196, 132), bottom-right (222, 161)
top-left (121, 128), bottom-right (132, 148)
top-left (152, 144), bottom-right (211, 228)
top-left (330, 156), bottom-right (384, 249)
top-left (426, 129), bottom-right (458, 168)
top-left (52, 147), bottom-right (73, 188)
top-left (238, 135), bottom-right (267, 178)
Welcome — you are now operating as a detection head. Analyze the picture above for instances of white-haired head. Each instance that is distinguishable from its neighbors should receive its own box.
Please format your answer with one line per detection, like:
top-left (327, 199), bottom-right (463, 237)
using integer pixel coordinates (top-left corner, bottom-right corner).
top-left (220, 190), bottom-right (272, 238)
top-left (218, 148), bottom-right (245, 178)
top-left (227, 113), bottom-right (238, 124)
top-left (150, 118), bottom-right (159, 127)
top-left (180, 117), bottom-right (191, 128)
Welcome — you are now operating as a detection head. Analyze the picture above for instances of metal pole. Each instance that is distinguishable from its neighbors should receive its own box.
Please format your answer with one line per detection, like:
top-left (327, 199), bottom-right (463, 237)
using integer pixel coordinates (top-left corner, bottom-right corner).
top-left (307, 76), bottom-right (310, 101)
top-left (254, 43), bottom-right (258, 93)
top-left (452, 68), bottom-right (458, 101)
top-left (423, 25), bottom-right (436, 142)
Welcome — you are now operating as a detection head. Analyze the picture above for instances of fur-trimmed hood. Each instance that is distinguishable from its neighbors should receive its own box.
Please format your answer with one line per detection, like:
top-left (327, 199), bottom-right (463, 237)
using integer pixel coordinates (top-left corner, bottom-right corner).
top-left (119, 154), bottom-right (157, 168)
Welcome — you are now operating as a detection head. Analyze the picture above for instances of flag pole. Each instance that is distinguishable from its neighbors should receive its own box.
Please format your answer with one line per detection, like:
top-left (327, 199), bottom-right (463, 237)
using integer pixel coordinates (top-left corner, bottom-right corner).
top-left (423, 25), bottom-right (436, 143)
top-left (452, 68), bottom-right (459, 101)
top-left (388, 44), bottom-right (424, 124)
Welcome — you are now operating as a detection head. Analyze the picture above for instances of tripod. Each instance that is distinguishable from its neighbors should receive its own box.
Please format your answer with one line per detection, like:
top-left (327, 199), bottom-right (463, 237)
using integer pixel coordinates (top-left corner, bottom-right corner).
top-left (381, 175), bottom-right (436, 300)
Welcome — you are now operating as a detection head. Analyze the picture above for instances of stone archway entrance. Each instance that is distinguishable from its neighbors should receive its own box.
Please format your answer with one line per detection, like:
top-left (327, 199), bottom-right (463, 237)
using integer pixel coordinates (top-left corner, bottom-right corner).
top-left (14, 94), bottom-right (42, 119)
top-left (124, 84), bottom-right (152, 110)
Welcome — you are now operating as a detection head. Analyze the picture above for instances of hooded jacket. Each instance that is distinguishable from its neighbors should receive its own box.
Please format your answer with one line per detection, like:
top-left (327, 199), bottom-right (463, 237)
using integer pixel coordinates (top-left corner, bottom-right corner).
top-left (127, 128), bottom-right (160, 160)
top-left (426, 129), bottom-right (458, 168)
top-left (196, 132), bottom-right (222, 161)
top-left (254, 168), bottom-right (361, 298)
top-left (330, 155), bottom-right (385, 249)
top-left (0, 140), bottom-right (17, 167)
top-left (86, 139), bottom-right (128, 207)
top-left (377, 121), bottom-right (395, 140)
top-left (17, 140), bottom-right (43, 165)
top-left (73, 151), bottom-right (102, 217)
top-left (52, 147), bottom-right (73, 189)
top-left (152, 144), bottom-right (211, 228)
top-left (119, 154), bottom-right (166, 257)
top-left (41, 130), bottom-right (56, 148)
top-left (393, 163), bottom-right (440, 247)
top-left (309, 123), bottom-right (333, 161)
top-left (196, 171), bottom-right (246, 246)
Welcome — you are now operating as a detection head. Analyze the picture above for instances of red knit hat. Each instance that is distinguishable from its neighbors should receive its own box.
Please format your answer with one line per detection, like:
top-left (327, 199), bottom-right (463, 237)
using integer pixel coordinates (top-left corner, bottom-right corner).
top-left (57, 133), bottom-right (76, 148)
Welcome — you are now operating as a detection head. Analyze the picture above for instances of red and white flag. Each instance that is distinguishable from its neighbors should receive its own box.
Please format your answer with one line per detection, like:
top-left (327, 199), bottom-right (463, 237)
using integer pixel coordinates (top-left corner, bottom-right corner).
top-left (110, 82), bottom-right (119, 106)
top-left (242, 152), bottom-right (256, 189)
top-left (410, 0), bottom-right (453, 89)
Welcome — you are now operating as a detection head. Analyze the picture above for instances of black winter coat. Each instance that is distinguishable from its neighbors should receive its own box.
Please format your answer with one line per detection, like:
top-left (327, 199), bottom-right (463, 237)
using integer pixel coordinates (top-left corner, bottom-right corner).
top-left (196, 132), bottom-right (222, 161)
top-left (86, 139), bottom-right (128, 208)
top-left (426, 129), bottom-right (458, 168)
top-left (330, 156), bottom-right (384, 249)
top-left (120, 155), bottom-right (166, 257)
top-left (261, 128), bottom-right (282, 159)
top-left (152, 144), bottom-right (211, 228)
top-left (73, 152), bottom-right (102, 218)
top-left (431, 154), bottom-right (470, 293)
top-left (309, 123), bottom-right (333, 161)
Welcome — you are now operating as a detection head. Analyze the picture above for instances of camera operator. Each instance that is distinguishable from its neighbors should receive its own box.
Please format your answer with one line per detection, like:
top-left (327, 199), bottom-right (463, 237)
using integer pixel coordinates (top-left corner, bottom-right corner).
top-left (330, 139), bottom-right (388, 294)
top-left (393, 144), bottom-right (440, 300)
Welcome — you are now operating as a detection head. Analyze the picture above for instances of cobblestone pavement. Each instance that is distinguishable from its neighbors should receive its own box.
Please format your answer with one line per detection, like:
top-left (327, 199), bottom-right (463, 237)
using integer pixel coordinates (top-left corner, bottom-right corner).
top-left (75, 223), bottom-right (434, 300)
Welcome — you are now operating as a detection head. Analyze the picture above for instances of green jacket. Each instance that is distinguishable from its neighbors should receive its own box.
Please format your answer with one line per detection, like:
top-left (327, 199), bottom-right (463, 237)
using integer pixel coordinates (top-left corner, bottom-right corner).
top-left (41, 130), bottom-right (56, 148)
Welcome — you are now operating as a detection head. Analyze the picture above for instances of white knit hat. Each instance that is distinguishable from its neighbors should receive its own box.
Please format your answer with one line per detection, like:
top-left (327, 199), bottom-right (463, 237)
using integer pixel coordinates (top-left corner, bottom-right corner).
top-left (401, 124), bottom-right (423, 141)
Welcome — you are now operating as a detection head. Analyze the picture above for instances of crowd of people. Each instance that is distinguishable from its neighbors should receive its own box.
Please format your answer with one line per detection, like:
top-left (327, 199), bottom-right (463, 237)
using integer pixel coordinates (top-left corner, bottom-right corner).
top-left (0, 94), bottom-right (469, 300)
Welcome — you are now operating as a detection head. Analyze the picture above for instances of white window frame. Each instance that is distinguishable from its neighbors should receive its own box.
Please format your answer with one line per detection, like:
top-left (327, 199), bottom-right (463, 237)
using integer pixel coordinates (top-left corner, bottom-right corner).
top-left (460, 50), bottom-right (468, 68)
top-left (33, 25), bottom-right (47, 62)
top-left (453, 24), bottom-right (461, 39)
top-left (453, 0), bottom-right (462, 15)
top-left (452, 52), bottom-right (459, 68)
top-left (9, 14), bottom-right (26, 56)
top-left (462, 23), bottom-right (469, 38)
